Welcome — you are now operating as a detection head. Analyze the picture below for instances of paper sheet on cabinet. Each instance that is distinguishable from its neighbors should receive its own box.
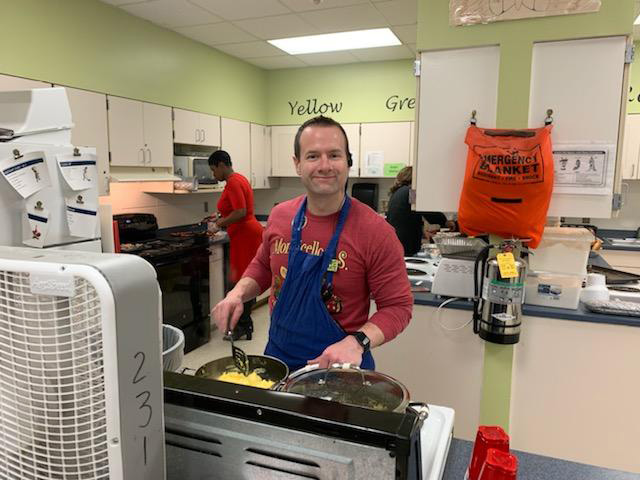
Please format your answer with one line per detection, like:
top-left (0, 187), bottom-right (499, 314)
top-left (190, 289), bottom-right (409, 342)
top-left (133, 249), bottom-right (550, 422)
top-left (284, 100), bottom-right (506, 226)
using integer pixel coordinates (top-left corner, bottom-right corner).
top-left (65, 191), bottom-right (98, 238)
top-left (23, 197), bottom-right (50, 248)
top-left (0, 151), bottom-right (51, 198)
top-left (364, 151), bottom-right (384, 177)
top-left (552, 145), bottom-right (614, 195)
top-left (56, 153), bottom-right (97, 191)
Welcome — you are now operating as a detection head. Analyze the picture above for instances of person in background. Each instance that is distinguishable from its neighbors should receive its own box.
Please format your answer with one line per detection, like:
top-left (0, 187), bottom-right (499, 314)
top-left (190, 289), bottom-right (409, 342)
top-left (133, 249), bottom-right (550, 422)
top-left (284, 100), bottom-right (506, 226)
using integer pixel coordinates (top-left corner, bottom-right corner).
top-left (211, 116), bottom-right (412, 372)
top-left (208, 150), bottom-right (263, 341)
top-left (386, 166), bottom-right (456, 256)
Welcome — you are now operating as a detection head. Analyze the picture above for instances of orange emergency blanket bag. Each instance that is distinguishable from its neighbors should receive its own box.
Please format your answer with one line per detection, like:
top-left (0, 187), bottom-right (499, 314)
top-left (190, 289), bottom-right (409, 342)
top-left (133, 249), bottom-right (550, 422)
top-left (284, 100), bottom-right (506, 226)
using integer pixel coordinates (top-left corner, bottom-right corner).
top-left (458, 125), bottom-right (554, 249)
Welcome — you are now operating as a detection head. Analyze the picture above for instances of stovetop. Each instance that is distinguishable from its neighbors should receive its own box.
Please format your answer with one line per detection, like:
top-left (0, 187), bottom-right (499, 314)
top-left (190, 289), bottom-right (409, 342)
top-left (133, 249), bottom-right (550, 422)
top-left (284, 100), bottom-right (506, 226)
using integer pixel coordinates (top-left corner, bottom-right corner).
top-left (120, 238), bottom-right (198, 258)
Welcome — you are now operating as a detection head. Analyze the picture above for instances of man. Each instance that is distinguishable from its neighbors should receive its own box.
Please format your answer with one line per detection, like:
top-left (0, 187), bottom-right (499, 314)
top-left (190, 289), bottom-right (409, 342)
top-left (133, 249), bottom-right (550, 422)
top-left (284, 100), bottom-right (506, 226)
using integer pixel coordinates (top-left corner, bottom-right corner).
top-left (212, 116), bottom-right (412, 371)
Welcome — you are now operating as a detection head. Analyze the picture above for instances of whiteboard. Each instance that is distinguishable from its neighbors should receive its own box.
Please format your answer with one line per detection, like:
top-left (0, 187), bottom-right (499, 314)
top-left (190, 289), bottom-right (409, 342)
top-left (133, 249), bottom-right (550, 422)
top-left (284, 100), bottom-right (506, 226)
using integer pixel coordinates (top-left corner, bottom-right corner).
top-left (415, 46), bottom-right (500, 212)
top-left (528, 36), bottom-right (627, 218)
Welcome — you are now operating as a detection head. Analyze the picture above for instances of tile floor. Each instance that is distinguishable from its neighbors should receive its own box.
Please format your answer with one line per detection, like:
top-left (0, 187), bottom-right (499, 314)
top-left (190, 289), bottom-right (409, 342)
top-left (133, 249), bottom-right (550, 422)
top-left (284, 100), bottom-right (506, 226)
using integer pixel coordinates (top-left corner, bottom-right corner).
top-left (181, 303), bottom-right (271, 372)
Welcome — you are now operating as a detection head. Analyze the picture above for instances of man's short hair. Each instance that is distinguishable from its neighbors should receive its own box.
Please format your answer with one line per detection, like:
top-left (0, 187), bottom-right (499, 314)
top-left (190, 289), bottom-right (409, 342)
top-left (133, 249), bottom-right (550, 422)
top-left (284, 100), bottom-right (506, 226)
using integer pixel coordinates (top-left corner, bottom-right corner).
top-left (293, 116), bottom-right (353, 167)
top-left (208, 150), bottom-right (232, 167)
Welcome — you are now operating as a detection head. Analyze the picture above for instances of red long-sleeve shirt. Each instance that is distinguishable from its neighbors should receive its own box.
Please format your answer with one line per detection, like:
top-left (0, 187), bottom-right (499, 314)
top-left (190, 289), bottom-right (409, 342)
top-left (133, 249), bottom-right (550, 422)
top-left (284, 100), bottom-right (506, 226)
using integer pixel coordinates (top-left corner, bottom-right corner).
top-left (243, 196), bottom-right (412, 342)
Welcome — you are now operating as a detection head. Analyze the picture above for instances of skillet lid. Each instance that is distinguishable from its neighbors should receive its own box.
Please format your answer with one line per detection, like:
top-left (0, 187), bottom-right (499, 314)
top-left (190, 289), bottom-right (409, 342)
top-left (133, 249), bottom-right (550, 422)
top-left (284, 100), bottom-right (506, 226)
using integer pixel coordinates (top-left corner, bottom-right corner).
top-left (279, 364), bottom-right (410, 412)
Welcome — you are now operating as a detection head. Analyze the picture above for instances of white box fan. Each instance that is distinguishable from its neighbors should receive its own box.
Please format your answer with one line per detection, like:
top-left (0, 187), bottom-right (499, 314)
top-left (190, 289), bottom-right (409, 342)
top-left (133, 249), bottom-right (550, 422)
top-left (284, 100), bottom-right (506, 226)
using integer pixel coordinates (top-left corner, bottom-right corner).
top-left (0, 247), bottom-right (165, 479)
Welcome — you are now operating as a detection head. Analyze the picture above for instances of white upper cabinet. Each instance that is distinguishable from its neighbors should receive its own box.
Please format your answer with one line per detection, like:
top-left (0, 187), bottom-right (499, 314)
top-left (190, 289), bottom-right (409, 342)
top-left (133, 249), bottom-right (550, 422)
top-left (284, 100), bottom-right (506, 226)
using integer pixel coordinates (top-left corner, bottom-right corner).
top-left (221, 117), bottom-right (251, 180)
top-left (107, 96), bottom-right (172, 167)
top-left (270, 125), bottom-right (299, 177)
top-left (409, 121), bottom-right (416, 167)
top-left (143, 102), bottom-right (173, 168)
top-left (359, 122), bottom-right (412, 178)
top-left (173, 108), bottom-right (220, 147)
top-left (0, 74), bottom-right (50, 91)
top-left (63, 87), bottom-right (110, 195)
top-left (621, 114), bottom-right (640, 180)
top-left (200, 113), bottom-right (221, 147)
top-left (343, 123), bottom-right (360, 178)
top-left (173, 108), bottom-right (199, 144)
top-left (250, 123), bottom-right (274, 189)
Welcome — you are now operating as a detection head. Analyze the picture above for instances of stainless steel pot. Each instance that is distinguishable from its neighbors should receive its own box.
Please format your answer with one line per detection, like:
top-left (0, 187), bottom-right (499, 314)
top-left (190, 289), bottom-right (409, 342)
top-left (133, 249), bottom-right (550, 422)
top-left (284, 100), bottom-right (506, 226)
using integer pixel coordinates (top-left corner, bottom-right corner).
top-left (195, 355), bottom-right (289, 389)
top-left (277, 363), bottom-right (414, 413)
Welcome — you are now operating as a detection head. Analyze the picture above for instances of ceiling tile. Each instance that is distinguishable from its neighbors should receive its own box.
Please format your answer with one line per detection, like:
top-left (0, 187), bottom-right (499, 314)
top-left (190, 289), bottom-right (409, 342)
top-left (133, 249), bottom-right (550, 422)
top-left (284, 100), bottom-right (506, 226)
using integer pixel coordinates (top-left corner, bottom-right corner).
top-left (121, 0), bottom-right (222, 28)
top-left (297, 51), bottom-right (359, 66)
top-left (278, 0), bottom-right (369, 13)
top-left (406, 43), bottom-right (417, 54)
top-left (299, 4), bottom-right (388, 33)
top-left (176, 22), bottom-right (257, 45)
top-left (350, 45), bottom-right (414, 62)
top-left (189, 0), bottom-right (291, 20)
top-left (214, 41), bottom-right (284, 59)
top-left (373, 0), bottom-right (418, 26)
top-left (244, 56), bottom-right (307, 69)
top-left (234, 14), bottom-right (319, 40)
top-left (391, 24), bottom-right (416, 44)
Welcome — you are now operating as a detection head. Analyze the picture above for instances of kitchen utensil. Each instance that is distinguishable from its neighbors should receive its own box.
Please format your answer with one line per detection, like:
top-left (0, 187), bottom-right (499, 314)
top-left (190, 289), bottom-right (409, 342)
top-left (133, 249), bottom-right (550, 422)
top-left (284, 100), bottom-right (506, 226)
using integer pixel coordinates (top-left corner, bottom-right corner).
top-left (278, 363), bottom-right (412, 412)
top-left (195, 354), bottom-right (288, 387)
top-left (228, 316), bottom-right (249, 376)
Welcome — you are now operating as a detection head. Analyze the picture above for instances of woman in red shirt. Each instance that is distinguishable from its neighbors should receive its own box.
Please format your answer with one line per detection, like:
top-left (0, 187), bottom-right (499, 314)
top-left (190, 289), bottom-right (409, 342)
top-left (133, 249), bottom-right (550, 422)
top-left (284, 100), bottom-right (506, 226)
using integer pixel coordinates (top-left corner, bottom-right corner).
top-left (209, 150), bottom-right (263, 341)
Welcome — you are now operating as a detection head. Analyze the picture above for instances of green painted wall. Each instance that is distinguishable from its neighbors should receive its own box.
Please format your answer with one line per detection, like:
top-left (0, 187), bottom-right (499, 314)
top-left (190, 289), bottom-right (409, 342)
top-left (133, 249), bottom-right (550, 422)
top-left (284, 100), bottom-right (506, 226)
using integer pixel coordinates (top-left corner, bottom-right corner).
top-left (0, 0), bottom-right (268, 124)
top-left (417, 0), bottom-right (634, 431)
top-left (627, 41), bottom-right (640, 114)
top-left (266, 60), bottom-right (416, 125)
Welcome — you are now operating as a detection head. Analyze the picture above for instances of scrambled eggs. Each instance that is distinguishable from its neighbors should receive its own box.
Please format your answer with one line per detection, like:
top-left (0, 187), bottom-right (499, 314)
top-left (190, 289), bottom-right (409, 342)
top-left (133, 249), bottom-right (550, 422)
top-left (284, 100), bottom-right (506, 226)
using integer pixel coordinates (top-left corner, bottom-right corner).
top-left (217, 371), bottom-right (274, 389)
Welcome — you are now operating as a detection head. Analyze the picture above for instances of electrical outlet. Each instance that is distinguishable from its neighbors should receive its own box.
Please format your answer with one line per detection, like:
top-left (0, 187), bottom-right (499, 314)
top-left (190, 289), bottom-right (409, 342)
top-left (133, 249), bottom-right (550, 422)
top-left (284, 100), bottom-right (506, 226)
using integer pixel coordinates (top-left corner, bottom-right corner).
top-left (204, 201), bottom-right (209, 212)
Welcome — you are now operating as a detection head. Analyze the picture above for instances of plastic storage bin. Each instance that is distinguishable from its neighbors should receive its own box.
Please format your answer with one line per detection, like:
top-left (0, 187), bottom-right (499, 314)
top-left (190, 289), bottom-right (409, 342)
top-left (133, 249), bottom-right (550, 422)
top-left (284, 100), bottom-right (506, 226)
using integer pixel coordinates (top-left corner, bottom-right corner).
top-left (528, 227), bottom-right (594, 276)
top-left (524, 271), bottom-right (583, 310)
top-left (162, 324), bottom-right (185, 372)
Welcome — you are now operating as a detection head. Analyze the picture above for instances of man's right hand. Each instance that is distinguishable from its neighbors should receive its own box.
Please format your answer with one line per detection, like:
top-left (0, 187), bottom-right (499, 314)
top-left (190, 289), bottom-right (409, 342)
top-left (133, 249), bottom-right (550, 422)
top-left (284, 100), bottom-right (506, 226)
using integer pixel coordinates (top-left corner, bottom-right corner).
top-left (212, 293), bottom-right (244, 334)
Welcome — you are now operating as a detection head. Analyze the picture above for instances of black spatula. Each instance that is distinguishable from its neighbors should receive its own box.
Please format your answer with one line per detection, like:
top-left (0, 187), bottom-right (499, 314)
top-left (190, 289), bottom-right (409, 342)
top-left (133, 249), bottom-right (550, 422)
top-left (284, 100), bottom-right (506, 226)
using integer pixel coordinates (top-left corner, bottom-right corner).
top-left (227, 317), bottom-right (249, 376)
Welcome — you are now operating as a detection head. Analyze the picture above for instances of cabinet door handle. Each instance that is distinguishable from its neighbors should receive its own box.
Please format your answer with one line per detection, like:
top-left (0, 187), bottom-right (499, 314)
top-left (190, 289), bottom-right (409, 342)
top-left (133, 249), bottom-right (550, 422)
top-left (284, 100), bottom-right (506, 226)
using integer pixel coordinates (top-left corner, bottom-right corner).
top-left (147, 148), bottom-right (152, 165)
top-left (201, 129), bottom-right (206, 143)
top-left (195, 129), bottom-right (200, 143)
top-left (140, 148), bottom-right (145, 164)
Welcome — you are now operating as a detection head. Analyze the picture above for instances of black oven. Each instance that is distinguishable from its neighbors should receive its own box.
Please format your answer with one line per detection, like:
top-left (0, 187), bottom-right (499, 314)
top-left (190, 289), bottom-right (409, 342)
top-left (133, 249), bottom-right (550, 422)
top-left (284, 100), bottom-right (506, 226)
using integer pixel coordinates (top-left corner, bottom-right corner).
top-left (153, 246), bottom-right (210, 353)
top-left (115, 213), bottom-right (212, 353)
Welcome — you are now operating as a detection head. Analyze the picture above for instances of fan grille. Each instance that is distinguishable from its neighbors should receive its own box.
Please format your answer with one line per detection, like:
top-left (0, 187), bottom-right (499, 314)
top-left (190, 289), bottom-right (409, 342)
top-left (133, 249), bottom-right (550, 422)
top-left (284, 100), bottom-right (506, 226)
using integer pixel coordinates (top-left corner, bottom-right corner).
top-left (0, 270), bottom-right (110, 480)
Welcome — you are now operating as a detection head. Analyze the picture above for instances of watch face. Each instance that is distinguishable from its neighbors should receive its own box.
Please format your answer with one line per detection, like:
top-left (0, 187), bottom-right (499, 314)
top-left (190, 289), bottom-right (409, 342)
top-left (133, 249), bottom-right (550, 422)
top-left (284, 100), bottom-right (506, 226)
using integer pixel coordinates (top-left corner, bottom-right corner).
top-left (354, 332), bottom-right (370, 351)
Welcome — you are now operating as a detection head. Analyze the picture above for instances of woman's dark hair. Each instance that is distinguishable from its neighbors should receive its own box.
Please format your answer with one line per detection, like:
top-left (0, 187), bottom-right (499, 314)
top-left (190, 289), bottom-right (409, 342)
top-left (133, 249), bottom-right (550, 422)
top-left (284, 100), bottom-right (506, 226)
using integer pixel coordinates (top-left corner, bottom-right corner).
top-left (293, 116), bottom-right (352, 167)
top-left (208, 149), bottom-right (232, 167)
top-left (389, 166), bottom-right (413, 196)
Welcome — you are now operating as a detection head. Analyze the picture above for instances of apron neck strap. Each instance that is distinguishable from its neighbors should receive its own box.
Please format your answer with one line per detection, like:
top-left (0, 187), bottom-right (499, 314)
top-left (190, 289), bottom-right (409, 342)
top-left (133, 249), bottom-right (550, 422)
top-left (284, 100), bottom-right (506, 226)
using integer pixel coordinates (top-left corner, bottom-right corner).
top-left (290, 195), bottom-right (351, 275)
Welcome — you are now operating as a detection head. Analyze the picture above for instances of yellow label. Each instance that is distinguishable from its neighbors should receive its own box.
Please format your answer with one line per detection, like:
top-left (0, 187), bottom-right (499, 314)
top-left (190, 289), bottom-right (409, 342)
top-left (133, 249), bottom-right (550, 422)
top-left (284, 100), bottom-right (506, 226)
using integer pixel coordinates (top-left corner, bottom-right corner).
top-left (327, 259), bottom-right (339, 272)
top-left (496, 252), bottom-right (518, 279)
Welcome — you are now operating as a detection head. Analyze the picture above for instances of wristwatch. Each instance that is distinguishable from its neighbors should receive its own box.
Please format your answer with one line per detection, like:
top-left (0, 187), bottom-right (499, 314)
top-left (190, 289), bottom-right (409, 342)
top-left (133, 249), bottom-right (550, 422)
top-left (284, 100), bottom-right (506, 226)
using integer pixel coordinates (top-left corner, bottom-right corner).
top-left (351, 331), bottom-right (371, 353)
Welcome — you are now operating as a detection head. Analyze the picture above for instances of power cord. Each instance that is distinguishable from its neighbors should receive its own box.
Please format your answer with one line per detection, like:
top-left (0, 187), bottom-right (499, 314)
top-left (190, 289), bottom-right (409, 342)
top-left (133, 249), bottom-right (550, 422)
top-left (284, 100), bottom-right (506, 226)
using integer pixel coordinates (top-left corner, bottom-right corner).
top-left (434, 297), bottom-right (473, 331)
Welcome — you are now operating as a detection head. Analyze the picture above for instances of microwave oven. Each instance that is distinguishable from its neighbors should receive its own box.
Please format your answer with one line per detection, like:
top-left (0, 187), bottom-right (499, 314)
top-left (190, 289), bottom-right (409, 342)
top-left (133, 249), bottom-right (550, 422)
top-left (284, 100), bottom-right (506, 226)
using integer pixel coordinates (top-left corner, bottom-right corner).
top-left (173, 155), bottom-right (220, 188)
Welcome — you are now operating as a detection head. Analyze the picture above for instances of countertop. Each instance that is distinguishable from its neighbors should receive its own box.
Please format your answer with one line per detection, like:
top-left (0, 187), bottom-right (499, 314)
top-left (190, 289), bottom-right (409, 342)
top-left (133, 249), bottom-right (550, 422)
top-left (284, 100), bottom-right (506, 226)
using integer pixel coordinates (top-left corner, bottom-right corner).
top-left (442, 438), bottom-right (639, 479)
top-left (414, 252), bottom-right (640, 328)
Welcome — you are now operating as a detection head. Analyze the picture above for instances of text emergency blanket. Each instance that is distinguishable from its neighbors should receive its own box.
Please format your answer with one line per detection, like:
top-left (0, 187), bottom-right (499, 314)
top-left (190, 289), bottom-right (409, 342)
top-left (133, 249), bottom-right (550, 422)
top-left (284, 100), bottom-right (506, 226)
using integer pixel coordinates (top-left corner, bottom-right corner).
top-left (458, 125), bottom-right (554, 248)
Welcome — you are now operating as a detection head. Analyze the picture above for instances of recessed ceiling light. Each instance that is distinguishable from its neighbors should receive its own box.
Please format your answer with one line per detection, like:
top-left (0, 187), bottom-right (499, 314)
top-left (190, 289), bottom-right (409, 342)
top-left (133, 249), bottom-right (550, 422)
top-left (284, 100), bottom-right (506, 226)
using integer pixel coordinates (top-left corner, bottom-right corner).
top-left (268, 28), bottom-right (401, 55)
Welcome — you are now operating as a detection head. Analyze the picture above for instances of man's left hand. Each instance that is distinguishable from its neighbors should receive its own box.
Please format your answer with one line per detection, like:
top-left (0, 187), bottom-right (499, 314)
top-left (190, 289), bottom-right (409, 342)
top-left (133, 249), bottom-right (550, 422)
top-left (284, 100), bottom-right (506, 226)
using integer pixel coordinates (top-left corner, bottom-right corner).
top-left (307, 335), bottom-right (363, 369)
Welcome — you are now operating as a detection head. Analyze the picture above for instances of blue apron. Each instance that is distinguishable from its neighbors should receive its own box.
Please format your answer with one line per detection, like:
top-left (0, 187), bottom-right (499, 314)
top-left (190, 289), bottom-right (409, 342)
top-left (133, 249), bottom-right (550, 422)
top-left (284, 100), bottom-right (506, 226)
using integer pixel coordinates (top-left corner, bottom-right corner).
top-left (264, 196), bottom-right (375, 372)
